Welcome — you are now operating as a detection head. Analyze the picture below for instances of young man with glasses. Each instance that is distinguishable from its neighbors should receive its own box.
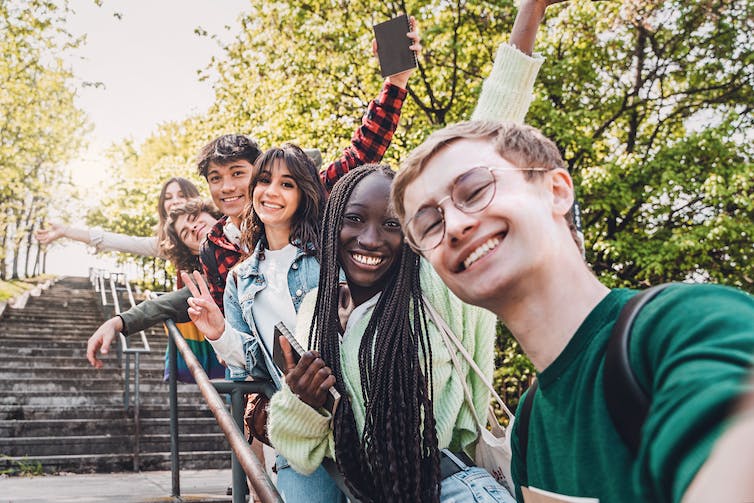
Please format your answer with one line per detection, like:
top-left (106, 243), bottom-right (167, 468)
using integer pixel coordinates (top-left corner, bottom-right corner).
top-left (391, 120), bottom-right (754, 502)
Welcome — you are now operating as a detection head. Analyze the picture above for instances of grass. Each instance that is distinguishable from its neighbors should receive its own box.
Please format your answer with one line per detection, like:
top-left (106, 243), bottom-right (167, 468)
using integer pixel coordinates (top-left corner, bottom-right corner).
top-left (0, 275), bottom-right (54, 302)
top-left (0, 454), bottom-right (44, 476)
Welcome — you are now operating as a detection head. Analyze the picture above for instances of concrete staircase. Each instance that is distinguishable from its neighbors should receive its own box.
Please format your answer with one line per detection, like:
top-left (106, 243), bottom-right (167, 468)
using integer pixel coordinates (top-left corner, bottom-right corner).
top-left (0, 276), bottom-right (231, 474)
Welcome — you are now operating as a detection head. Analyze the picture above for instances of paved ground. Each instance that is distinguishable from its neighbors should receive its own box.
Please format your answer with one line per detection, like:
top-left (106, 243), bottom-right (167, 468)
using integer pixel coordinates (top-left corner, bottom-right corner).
top-left (2, 469), bottom-right (235, 503)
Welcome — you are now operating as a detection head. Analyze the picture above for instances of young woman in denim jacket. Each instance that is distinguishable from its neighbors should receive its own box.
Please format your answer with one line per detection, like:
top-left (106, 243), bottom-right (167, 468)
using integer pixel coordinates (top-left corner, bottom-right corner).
top-left (183, 143), bottom-right (345, 502)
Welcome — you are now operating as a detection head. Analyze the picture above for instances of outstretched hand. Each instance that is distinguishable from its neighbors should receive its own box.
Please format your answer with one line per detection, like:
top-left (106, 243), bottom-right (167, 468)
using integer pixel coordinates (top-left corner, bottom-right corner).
top-left (182, 270), bottom-right (225, 341)
top-left (379, 15), bottom-right (422, 90)
top-left (87, 316), bottom-right (122, 369)
top-left (35, 223), bottom-right (65, 245)
top-left (280, 336), bottom-right (337, 410)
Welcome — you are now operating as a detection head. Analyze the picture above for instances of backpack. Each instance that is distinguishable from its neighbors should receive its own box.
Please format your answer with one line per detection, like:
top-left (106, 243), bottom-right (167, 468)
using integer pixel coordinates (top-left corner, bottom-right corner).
top-left (517, 283), bottom-right (674, 470)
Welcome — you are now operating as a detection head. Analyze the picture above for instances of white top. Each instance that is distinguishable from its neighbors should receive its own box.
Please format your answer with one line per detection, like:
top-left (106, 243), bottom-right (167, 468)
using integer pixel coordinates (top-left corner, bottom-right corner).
top-left (253, 244), bottom-right (299, 353)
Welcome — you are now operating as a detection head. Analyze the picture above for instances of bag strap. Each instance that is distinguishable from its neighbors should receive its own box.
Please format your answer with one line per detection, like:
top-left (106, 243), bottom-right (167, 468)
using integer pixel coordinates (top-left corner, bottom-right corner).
top-left (422, 295), bottom-right (514, 421)
top-left (603, 282), bottom-right (673, 455)
top-left (517, 378), bottom-right (538, 479)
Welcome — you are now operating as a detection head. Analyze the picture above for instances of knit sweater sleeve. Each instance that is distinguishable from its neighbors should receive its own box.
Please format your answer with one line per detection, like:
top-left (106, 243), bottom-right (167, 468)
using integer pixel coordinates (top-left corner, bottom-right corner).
top-left (268, 383), bottom-right (336, 475)
top-left (471, 43), bottom-right (544, 123)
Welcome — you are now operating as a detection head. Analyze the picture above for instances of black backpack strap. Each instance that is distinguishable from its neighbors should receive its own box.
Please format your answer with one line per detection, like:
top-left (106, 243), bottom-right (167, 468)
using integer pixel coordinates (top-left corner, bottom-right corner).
top-left (517, 378), bottom-right (538, 486)
top-left (603, 283), bottom-right (673, 455)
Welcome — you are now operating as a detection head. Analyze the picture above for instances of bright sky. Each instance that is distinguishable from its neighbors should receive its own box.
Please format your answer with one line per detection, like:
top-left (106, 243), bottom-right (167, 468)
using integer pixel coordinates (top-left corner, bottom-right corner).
top-left (44, 0), bottom-right (248, 277)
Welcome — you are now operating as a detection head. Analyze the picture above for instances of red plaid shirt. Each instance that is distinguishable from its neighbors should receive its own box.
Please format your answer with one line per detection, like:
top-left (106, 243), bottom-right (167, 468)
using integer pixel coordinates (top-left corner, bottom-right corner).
top-left (201, 82), bottom-right (407, 311)
top-left (320, 81), bottom-right (407, 192)
top-left (201, 216), bottom-right (243, 315)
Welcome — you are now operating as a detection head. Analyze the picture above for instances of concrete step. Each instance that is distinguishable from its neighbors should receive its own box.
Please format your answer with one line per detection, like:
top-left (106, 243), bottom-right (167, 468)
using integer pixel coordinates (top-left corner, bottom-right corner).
top-left (0, 368), bottom-right (167, 380)
top-left (0, 416), bottom-right (222, 437)
top-left (1, 432), bottom-right (229, 457)
top-left (2, 391), bottom-right (211, 407)
top-left (0, 404), bottom-right (217, 421)
top-left (1, 355), bottom-right (167, 368)
top-left (0, 450), bottom-right (232, 474)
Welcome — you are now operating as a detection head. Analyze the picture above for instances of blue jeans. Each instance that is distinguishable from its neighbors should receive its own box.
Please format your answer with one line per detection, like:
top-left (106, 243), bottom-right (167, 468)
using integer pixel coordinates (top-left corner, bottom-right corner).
top-left (440, 465), bottom-right (516, 502)
top-left (275, 454), bottom-right (347, 503)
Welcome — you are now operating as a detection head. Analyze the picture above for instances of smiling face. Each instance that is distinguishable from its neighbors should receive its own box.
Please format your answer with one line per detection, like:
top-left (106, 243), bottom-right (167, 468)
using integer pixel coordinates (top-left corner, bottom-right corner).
top-left (338, 173), bottom-right (403, 305)
top-left (173, 211), bottom-right (219, 254)
top-left (401, 138), bottom-right (568, 310)
top-left (162, 181), bottom-right (188, 216)
top-left (206, 160), bottom-right (253, 224)
top-left (252, 159), bottom-right (301, 236)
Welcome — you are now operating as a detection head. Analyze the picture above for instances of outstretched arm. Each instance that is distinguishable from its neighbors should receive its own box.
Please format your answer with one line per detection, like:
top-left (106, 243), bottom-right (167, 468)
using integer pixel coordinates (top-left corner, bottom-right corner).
top-left (319, 18), bottom-right (421, 191)
top-left (36, 222), bottom-right (160, 257)
top-left (472, 0), bottom-right (568, 123)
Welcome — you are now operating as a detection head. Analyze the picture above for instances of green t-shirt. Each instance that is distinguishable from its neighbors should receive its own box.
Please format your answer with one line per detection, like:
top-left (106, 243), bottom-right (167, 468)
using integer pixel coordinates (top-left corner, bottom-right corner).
top-left (511, 283), bottom-right (754, 502)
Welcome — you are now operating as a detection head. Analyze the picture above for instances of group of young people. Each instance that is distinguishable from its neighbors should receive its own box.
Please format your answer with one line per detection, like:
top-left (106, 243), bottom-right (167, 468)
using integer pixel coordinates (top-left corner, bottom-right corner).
top-left (40, 0), bottom-right (754, 501)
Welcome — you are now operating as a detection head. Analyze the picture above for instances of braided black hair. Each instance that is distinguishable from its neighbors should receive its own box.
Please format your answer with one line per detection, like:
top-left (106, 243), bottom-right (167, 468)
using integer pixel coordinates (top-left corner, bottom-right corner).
top-left (308, 165), bottom-right (441, 502)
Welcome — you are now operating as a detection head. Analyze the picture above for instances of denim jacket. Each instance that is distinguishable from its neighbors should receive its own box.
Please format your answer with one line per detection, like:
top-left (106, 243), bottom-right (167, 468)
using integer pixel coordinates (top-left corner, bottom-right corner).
top-left (222, 241), bottom-right (320, 382)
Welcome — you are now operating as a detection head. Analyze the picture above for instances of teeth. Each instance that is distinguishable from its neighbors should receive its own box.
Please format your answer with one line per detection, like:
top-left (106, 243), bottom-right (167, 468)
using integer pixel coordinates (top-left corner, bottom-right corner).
top-left (262, 202), bottom-right (282, 209)
top-left (223, 196), bottom-right (242, 202)
top-left (352, 253), bottom-right (383, 266)
top-left (463, 237), bottom-right (502, 270)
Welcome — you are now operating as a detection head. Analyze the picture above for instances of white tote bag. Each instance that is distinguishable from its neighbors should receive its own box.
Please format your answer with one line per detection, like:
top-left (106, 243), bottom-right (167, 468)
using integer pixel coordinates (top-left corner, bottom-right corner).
top-left (424, 297), bottom-right (515, 493)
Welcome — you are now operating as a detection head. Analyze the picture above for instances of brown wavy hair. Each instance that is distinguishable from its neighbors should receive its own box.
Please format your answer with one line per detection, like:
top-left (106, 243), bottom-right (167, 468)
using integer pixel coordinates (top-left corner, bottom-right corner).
top-left (162, 198), bottom-right (221, 271)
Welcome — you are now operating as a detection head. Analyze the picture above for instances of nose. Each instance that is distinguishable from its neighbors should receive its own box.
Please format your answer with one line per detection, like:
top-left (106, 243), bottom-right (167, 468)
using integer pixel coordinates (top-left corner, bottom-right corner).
top-left (265, 181), bottom-right (280, 197)
top-left (357, 223), bottom-right (382, 249)
top-left (443, 205), bottom-right (479, 246)
top-left (220, 175), bottom-right (234, 192)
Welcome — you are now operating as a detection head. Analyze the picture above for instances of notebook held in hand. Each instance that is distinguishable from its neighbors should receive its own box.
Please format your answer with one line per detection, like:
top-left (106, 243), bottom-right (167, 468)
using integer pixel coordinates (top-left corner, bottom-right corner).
top-left (272, 321), bottom-right (341, 415)
top-left (373, 13), bottom-right (417, 77)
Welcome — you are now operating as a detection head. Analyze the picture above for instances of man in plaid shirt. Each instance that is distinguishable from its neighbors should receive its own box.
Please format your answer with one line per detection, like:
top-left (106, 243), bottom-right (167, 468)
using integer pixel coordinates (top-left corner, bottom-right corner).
top-left (197, 78), bottom-right (409, 313)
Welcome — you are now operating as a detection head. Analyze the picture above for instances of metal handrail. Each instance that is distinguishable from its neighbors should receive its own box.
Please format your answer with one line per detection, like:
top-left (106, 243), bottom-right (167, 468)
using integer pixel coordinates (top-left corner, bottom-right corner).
top-left (164, 319), bottom-right (282, 503)
top-left (89, 268), bottom-right (152, 471)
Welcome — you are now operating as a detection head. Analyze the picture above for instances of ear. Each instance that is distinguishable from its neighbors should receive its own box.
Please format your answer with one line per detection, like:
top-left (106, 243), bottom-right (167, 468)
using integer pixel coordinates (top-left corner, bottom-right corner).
top-left (548, 168), bottom-right (574, 218)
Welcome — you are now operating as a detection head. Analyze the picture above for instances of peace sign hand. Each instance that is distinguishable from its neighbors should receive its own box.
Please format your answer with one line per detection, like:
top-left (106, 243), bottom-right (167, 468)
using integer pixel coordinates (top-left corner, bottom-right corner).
top-left (182, 270), bottom-right (225, 341)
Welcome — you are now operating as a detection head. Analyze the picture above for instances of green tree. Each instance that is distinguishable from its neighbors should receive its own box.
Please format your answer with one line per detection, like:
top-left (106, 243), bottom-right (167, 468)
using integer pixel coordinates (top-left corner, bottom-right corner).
top-left (196, 0), bottom-right (752, 399)
top-left (0, 0), bottom-right (88, 279)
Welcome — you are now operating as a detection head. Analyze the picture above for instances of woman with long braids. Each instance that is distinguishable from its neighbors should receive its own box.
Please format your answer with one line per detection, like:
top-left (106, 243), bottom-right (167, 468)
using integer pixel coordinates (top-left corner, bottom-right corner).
top-left (267, 165), bottom-right (509, 502)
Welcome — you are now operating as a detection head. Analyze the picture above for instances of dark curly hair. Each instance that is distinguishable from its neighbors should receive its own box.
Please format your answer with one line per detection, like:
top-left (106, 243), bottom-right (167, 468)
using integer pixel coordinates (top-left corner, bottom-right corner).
top-left (196, 134), bottom-right (262, 179)
top-left (308, 165), bottom-right (441, 502)
top-left (162, 198), bottom-right (221, 271)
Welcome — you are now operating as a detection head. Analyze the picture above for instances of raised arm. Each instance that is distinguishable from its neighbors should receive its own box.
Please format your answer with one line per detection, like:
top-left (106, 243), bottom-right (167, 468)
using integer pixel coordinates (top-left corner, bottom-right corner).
top-left (319, 18), bottom-right (421, 191)
top-left (472, 0), bottom-right (568, 122)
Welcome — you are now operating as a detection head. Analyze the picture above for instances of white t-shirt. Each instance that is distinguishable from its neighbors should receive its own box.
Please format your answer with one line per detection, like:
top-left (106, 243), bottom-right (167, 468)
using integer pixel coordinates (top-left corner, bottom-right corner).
top-left (252, 244), bottom-right (299, 353)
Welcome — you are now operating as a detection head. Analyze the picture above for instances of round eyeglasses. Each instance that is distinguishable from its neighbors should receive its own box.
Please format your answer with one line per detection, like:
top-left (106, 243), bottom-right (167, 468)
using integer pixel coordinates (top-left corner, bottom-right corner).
top-left (404, 165), bottom-right (549, 252)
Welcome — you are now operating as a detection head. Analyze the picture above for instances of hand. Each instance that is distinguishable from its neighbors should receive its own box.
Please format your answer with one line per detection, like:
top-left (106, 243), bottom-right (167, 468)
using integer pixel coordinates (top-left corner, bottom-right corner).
top-left (35, 223), bottom-right (66, 245)
top-left (281, 337), bottom-right (336, 410)
top-left (510, 0), bottom-right (570, 55)
top-left (382, 15), bottom-right (422, 90)
top-left (87, 316), bottom-right (122, 368)
top-left (182, 270), bottom-right (225, 340)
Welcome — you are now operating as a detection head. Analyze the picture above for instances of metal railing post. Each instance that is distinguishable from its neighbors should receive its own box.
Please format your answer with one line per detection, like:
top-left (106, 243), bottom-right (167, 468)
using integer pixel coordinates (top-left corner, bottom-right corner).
top-left (169, 331), bottom-right (180, 497)
top-left (165, 320), bottom-right (281, 503)
top-left (230, 387), bottom-right (247, 503)
top-left (133, 351), bottom-right (141, 472)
